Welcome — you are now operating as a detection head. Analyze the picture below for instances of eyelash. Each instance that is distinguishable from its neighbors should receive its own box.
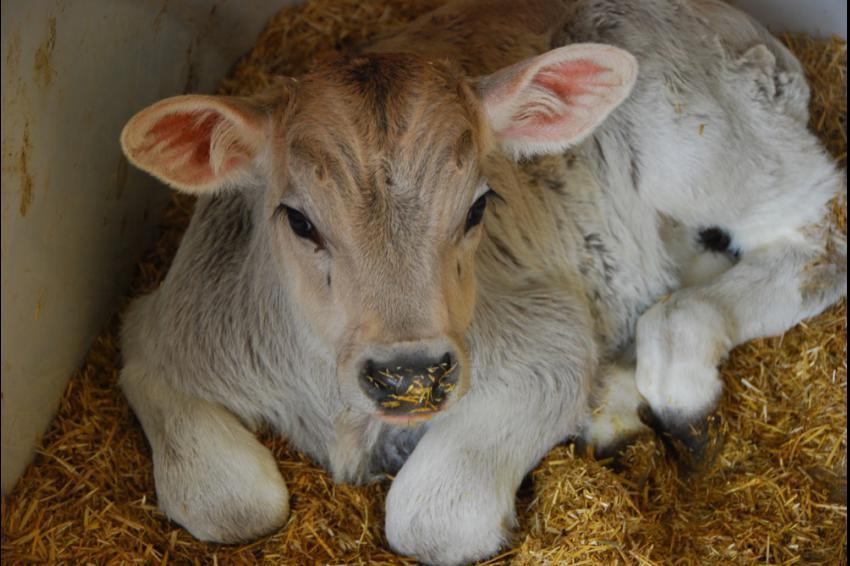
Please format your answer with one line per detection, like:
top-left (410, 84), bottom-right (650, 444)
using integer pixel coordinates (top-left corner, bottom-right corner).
top-left (465, 188), bottom-right (498, 233)
top-left (277, 205), bottom-right (324, 250)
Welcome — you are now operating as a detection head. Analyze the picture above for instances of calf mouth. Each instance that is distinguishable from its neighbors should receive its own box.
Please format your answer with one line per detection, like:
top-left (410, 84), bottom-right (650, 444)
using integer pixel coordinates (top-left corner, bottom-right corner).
top-left (376, 412), bottom-right (440, 427)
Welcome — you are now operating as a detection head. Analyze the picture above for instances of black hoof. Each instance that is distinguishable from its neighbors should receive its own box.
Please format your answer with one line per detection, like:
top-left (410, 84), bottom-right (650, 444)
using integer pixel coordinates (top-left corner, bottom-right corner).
top-left (638, 404), bottom-right (724, 473)
top-left (575, 432), bottom-right (652, 473)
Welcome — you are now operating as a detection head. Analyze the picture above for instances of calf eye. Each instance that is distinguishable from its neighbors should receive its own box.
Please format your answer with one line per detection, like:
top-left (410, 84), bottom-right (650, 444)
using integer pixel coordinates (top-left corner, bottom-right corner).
top-left (465, 192), bottom-right (490, 232)
top-left (282, 205), bottom-right (324, 249)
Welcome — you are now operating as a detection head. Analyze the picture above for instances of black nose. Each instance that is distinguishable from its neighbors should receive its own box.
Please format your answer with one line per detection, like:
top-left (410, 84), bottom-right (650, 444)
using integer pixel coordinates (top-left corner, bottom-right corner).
top-left (360, 352), bottom-right (458, 414)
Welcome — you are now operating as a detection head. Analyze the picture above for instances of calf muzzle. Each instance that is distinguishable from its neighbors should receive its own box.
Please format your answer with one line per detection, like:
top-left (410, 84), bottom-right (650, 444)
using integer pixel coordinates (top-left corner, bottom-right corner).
top-left (360, 352), bottom-right (458, 416)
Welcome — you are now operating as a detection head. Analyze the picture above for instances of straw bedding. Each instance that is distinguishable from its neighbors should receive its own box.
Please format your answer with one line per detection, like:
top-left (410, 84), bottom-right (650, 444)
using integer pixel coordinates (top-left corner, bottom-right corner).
top-left (2, 1), bottom-right (846, 563)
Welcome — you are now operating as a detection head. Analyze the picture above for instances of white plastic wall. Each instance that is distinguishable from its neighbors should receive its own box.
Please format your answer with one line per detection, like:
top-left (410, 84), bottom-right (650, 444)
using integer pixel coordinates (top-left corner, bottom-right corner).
top-left (1, 0), bottom-right (846, 495)
top-left (732, 0), bottom-right (847, 39)
top-left (1, 0), bottom-right (295, 494)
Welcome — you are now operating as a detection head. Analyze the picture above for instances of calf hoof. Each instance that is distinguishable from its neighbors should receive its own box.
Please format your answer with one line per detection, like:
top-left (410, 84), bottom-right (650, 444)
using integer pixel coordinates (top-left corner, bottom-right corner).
top-left (576, 431), bottom-right (652, 472)
top-left (580, 363), bottom-right (652, 468)
top-left (638, 404), bottom-right (724, 473)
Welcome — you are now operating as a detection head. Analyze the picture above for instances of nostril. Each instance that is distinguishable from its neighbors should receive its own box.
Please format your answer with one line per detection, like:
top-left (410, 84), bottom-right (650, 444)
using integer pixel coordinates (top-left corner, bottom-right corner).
top-left (429, 352), bottom-right (452, 386)
top-left (362, 359), bottom-right (391, 391)
top-left (439, 352), bottom-right (458, 383)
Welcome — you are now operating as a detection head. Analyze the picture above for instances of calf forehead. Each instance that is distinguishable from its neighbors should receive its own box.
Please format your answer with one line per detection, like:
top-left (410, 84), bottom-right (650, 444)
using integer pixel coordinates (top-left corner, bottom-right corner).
top-left (280, 54), bottom-right (483, 245)
top-left (310, 53), bottom-right (477, 139)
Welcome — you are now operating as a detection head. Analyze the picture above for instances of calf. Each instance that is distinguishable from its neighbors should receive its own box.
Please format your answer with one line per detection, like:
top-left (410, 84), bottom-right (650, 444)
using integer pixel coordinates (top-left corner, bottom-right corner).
top-left (119, 0), bottom-right (846, 563)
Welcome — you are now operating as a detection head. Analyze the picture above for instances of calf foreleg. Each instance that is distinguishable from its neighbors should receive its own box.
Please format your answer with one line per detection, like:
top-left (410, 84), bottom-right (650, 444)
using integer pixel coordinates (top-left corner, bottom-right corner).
top-left (121, 364), bottom-right (289, 543)
top-left (385, 288), bottom-right (596, 565)
top-left (636, 231), bottom-right (846, 433)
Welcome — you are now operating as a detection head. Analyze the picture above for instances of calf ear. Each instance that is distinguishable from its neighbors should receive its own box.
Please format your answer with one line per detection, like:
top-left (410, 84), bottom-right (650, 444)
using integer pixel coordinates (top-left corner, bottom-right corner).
top-left (479, 44), bottom-right (637, 158)
top-left (120, 95), bottom-right (269, 194)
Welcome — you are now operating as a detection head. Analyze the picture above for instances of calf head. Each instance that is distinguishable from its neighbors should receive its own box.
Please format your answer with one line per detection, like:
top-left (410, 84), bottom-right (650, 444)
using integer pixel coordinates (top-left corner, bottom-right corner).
top-left (121, 44), bottom-right (636, 425)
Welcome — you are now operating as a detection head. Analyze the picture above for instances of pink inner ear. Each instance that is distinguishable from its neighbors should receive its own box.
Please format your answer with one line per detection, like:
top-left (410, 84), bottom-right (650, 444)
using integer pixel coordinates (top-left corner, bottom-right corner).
top-left (531, 59), bottom-right (609, 113)
top-left (148, 111), bottom-right (219, 165)
top-left (123, 95), bottom-right (265, 192)
top-left (501, 58), bottom-right (617, 141)
top-left (137, 110), bottom-right (226, 185)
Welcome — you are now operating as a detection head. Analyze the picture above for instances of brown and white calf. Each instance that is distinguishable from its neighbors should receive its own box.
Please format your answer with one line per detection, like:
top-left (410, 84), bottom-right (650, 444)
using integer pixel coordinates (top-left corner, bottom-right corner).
top-left (119, 0), bottom-right (846, 563)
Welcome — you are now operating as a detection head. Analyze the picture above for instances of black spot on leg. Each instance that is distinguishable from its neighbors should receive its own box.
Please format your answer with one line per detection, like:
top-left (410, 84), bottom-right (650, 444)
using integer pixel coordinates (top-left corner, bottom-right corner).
top-left (699, 227), bottom-right (732, 253)
top-left (456, 261), bottom-right (462, 279)
top-left (327, 274), bottom-right (332, 287)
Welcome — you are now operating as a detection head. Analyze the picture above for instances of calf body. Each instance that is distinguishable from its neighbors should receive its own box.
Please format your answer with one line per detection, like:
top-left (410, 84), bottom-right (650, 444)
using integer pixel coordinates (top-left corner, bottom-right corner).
top-left (120, 0), bottom-right (845, 563)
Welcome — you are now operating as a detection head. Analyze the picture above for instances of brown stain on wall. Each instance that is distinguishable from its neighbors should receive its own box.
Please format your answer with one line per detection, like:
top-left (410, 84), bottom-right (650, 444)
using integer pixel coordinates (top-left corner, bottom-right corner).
top-left (182, 41), bottom-right (199, 93)
top-left (153, 0), bottom-right (169, 34)
top-left (18, 125), bottom-right (34, 217)
top-left (34, 17), bottom-right (57, 88)
top-left (6, 30), bottom-right (21, 74)
top-left (1, 31), bottom-right (33, 217)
